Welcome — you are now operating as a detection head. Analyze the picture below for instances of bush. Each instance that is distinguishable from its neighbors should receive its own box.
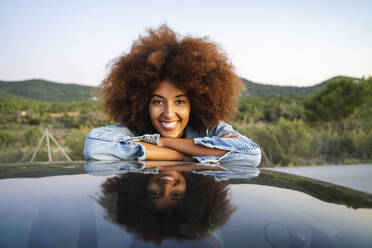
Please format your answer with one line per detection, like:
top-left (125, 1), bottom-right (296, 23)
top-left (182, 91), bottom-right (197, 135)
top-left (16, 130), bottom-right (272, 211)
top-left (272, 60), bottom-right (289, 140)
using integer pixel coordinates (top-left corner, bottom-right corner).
top-left (304, 77), bottom-right (365, 122)
top-left (0, 145), bottom-right (24, 163)
top-left (26, 118), bottom-right (41, 125)
top-left (23, 127), bottom-right (43, 145)
top-left (237, 118), bottom-right (313, 166)
top-left (0, 129), bottom-right (15, 146)
top-left (344, 128), bottom-right (372, 161)
top-left (310, 127), bottom-right (372, 163)
top-left (66, 126), bottom-right (91, 160)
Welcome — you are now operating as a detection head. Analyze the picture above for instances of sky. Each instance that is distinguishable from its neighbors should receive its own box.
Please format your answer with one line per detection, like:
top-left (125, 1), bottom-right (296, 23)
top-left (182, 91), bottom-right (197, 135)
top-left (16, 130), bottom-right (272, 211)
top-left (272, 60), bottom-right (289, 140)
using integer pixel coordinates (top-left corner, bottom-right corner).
top-left (0, 0), bottom-right (371, 87)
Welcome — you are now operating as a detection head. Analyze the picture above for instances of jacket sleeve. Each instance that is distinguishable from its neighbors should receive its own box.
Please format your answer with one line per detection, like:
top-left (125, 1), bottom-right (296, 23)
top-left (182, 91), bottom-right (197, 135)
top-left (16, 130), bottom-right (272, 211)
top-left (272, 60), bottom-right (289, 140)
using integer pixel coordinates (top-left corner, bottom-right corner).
top-left (192, 121), bottom-right (261, 166)
top-left (84, 125), bottom-right (147, 161)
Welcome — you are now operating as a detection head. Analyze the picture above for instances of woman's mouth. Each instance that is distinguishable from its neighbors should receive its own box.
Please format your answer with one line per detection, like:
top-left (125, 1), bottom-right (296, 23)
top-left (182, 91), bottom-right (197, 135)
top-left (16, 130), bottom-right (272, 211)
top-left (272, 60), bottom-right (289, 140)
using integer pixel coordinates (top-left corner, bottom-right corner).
top-left (160, 121), bottom-right (179, 130)
top-left (159, 176), bottom-right (176, 181)
top-left (157, 175), bottom-right (179, 185)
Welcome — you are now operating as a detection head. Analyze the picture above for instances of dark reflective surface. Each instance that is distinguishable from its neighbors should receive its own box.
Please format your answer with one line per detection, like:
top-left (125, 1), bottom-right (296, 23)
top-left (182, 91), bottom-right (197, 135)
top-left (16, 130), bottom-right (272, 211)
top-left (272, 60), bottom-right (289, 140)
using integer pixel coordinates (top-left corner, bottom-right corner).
top-left (0, 161), bottom-right (372, 247)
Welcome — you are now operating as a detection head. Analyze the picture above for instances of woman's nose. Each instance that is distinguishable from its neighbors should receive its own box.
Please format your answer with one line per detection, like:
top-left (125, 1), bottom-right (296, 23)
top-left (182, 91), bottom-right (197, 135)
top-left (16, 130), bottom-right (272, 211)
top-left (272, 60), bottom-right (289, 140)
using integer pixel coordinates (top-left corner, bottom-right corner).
top-left (163, 103), bottom-right (176, 118)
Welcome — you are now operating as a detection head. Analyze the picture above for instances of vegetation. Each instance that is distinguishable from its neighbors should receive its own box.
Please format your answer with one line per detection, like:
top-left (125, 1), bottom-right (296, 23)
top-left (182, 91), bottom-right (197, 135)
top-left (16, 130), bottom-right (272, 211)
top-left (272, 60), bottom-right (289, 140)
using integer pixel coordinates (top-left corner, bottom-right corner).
top-left (0, 79), bottom-right (97, 102)
top-left (235, 76), bottom-right (372, 166)
top-left (0, 76), bottom-right (371, 166)
top-left (240, 75), bottom-right (361, 97)
top-left (304, 77), bottom-right (365, 122)
top-left (0, 94), bottom-right (111, 162)
top-left (248, 170), bottom-right (372, 209)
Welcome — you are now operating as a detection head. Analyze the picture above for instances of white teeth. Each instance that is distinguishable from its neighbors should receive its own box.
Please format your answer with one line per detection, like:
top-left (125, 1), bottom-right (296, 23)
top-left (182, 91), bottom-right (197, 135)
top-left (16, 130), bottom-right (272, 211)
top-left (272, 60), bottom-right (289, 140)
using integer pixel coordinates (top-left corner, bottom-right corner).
top-left (160, 176), bottom-right (176, 181)
top-left (161, 121), bottom-right (178, 129)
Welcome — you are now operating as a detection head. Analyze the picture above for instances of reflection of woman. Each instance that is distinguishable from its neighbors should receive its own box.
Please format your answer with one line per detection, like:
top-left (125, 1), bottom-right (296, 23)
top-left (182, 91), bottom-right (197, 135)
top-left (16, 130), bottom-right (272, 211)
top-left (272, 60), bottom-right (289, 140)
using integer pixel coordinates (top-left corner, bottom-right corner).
top-left (147, 171), bottom-right (187, 210)
top-left (97, 171), bottom-right (235, 245)
top-left (84, 24), bottom-right (261, 165)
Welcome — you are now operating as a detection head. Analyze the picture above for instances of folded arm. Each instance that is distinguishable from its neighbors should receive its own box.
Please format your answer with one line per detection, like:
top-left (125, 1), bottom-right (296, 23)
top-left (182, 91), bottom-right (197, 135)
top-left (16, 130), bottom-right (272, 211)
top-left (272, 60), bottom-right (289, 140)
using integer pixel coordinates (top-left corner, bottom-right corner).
top-left (134, 141), bottom-right (195, 161)
top-left (84, 122), bottom-right (261, 166)
top-left (157, 133), bottom-right (237, 157)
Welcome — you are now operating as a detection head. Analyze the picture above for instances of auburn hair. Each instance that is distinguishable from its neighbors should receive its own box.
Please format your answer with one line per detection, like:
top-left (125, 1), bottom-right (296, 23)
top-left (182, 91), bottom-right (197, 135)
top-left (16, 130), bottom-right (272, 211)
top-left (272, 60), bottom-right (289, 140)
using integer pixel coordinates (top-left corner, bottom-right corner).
top-left (100, 24), bottom-right (243, 134)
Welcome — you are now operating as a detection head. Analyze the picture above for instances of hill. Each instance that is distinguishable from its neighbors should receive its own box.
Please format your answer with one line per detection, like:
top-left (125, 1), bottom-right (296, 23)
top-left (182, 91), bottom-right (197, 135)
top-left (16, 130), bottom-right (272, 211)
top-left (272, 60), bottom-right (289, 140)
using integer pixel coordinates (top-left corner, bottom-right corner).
top-left (0, 79), bottom-right (97, 102)
top-left (241, 76), bottom-right (360, 97)
top-left (0, 76), bottom-right (360, 101)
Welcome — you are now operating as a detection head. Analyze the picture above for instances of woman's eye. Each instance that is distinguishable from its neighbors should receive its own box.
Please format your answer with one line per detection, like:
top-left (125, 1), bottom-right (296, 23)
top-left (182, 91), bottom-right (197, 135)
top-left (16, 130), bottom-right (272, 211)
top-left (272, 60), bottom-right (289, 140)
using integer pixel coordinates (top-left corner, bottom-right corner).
top-left (152, 100), bottom-right (163, 105)
top-left (148, 190), bottom-right (160, 198)
top-left (175, 100), bottom-right (186, 104)
top-left (171, 191), bottom-right (183, 199)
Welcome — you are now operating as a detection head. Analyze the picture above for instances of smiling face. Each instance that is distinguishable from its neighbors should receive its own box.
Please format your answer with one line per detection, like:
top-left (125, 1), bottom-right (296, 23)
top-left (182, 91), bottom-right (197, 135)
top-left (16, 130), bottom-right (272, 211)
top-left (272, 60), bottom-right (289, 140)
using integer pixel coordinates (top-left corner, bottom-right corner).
top-left (147, 171), bottom-right (187, 210)
top-left (149, 79), bottom-right (191, 138)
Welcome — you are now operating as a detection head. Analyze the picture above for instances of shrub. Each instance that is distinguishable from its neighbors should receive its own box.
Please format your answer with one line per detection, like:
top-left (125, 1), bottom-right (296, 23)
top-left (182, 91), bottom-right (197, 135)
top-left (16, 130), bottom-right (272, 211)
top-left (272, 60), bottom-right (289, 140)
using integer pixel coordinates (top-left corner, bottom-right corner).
top-left (23, 127), bottom-right (43, 145)
top-left (0, 145), bottom-right (24, 163)
top-left (237, 118), bottom-right (313, 166)
top-left (66, 126), bottom-right (91, 160)
top-left (0, 129), bottom-right (15, 147)
top-left (304, 77), bottom-right (364, 122)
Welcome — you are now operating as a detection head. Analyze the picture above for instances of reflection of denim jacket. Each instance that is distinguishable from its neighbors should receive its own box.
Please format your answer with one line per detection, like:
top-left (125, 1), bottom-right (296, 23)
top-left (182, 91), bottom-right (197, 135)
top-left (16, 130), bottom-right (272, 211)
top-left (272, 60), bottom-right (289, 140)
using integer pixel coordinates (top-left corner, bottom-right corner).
top-left (84, 161), bottom-right (261, 180)
top-left (84, 121), bottom-right (261, 166)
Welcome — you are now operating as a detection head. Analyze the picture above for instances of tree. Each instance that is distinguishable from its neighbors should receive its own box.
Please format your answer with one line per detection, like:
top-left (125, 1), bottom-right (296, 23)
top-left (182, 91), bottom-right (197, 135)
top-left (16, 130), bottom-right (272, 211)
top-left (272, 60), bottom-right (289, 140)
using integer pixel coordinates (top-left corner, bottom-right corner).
top-left (304, 77), bottom-right (364, 122)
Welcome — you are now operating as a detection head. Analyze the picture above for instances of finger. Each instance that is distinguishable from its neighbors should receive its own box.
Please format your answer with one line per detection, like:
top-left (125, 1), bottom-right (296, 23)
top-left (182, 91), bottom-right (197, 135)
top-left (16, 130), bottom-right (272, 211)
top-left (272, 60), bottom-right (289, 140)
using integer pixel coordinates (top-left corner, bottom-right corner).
top-left (221, 134), bottom-right (240, 139)
top-left (220, 132), bottom-right (232, 138)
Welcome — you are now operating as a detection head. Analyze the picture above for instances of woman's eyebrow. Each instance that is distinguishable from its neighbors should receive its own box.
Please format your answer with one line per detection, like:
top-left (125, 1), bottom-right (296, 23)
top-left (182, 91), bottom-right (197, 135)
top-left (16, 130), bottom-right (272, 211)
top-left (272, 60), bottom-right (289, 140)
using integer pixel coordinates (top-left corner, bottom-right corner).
top-left (151, 94), bottom-right (164, 99)
top-left (175, 94), bottom-right (187, 98)
top-left (151, 94), bottom-right (187, 98)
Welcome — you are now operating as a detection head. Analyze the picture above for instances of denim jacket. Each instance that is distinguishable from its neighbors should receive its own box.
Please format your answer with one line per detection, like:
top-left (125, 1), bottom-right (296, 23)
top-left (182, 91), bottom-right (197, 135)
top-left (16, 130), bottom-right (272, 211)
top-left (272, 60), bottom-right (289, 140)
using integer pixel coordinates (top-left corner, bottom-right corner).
top-left (84, 121), bottom-right (261, 166)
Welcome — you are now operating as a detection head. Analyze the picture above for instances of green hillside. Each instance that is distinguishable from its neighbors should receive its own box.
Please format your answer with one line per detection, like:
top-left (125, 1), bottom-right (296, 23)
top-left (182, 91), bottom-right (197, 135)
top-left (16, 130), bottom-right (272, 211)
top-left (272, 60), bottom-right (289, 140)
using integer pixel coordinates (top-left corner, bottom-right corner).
top-left (241, 76), bottom-right (361, 97)
top-left (0, 79), bottom-right (97, 102)
top-left (0, 76), bottom-right (360, 102)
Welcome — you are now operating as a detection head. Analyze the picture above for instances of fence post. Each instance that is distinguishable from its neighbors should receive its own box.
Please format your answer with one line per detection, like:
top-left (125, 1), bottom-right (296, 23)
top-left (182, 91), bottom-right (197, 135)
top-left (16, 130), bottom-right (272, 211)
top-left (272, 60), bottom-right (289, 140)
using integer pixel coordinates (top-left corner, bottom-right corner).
top-left (45, 128), bottom-right (52, 162)
top-left (30, 132), bottom-right (46, 162)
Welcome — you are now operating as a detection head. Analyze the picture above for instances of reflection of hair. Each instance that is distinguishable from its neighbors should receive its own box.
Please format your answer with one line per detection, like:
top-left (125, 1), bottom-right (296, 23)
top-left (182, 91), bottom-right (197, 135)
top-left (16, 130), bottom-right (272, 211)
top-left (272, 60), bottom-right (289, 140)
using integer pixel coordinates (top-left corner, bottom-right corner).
top-left (97, 172), bottom-right (235, 243)
top-left (100, 24), bottom-right (243, 134)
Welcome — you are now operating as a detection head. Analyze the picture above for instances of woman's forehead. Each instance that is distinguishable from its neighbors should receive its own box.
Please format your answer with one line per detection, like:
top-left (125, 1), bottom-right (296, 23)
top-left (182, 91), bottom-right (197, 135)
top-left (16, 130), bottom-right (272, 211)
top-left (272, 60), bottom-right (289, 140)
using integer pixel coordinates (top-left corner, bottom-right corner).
top-left (152, 80), bottom-right (188, 96)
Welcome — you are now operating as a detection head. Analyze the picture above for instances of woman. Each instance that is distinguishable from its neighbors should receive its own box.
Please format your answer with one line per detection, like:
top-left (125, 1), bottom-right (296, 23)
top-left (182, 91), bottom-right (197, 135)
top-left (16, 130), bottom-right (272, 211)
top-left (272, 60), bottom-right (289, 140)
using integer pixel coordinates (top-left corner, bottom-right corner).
top-left (84, 24), bottom-right (261, 165)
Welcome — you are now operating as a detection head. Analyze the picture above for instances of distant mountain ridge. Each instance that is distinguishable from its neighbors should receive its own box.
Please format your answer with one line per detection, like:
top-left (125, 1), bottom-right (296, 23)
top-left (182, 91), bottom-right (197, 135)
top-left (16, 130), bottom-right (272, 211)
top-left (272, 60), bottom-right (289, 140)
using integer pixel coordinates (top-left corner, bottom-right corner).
top-left (0, 76), bottom-right (360, 101)
top-left (241, 75), bottom-right (361, 97)
top-left (0, 79), bottom-right (97, 102)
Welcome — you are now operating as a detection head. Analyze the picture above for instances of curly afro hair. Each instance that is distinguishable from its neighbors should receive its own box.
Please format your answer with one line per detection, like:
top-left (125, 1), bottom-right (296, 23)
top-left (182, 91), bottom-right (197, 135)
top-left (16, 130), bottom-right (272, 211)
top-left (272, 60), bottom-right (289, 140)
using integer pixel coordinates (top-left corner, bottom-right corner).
top-left (97, 172), bottom-right (235, 243)
top-left (101, 24), bottom-right (243, 134)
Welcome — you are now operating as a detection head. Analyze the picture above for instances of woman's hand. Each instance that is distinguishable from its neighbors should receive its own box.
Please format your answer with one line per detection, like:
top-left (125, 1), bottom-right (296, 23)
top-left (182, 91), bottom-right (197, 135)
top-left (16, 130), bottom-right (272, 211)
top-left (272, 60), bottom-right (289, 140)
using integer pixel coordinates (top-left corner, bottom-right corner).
top-left (157, 137), bottom-right (229, 157)
top-left (220, 132), bottom-right (240, 138)
top-left (180, 153), bottom-right (196, 162)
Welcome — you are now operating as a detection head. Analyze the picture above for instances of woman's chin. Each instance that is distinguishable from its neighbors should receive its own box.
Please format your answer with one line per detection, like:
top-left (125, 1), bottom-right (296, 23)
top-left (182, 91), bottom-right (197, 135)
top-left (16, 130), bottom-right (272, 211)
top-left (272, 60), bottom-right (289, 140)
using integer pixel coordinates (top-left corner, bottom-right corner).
top-left (159, 130), bottom-right (183, 138)
top-left (161, 133), bottom-right (179, 138)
